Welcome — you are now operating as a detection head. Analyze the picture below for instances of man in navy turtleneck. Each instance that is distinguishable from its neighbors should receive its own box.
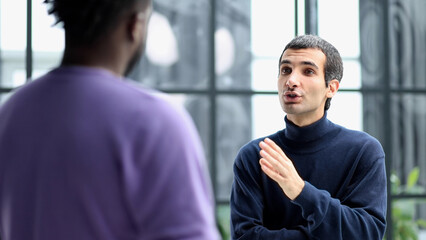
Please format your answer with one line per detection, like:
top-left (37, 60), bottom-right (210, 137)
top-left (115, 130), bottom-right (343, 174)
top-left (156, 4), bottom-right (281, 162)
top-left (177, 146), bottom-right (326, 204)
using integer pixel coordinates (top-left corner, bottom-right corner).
top-left (230, 35), bottom-right (387, 240)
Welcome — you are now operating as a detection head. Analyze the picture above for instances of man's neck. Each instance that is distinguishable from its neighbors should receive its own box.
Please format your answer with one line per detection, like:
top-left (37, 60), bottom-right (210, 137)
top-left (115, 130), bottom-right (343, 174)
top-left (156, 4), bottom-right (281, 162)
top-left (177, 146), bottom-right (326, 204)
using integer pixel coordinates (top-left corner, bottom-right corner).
top-left (286, 112), bottom-right (325, 127)
top-left (61, 41), bottom-right (125, 77)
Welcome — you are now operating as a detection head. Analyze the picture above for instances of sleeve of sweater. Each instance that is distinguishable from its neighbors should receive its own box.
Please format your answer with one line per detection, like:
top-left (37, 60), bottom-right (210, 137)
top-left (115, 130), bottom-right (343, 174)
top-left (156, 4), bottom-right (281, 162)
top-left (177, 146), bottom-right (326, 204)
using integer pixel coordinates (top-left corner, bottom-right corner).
top-left (124, 99), bottom-right (220, 239)
top-left (230, 142), bottom-right (310, 240)
top-left (292, 139), bottom-right (387, 240)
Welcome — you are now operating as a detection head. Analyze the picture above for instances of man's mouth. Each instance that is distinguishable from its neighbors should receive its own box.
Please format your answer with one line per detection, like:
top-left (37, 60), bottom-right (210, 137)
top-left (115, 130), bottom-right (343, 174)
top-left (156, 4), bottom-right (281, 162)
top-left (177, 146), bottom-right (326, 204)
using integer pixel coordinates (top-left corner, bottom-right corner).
top-left (283, 91), bottom-right (302, 102)
top-left (285, 91), bottom-right (301, 97)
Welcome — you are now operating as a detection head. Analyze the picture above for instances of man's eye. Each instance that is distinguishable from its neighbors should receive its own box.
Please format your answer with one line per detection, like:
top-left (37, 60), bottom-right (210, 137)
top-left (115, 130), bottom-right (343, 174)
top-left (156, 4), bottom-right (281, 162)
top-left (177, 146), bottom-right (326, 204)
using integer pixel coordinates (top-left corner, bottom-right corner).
top-left (281, 67), bottom-right (291, 74)
top-left (305, 69), bottom-right (315, 75)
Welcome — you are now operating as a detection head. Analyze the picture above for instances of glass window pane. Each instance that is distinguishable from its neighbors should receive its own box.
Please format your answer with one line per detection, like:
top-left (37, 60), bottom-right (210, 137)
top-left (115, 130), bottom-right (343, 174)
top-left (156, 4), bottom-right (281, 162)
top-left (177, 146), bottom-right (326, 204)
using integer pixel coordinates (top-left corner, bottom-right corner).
top-left (362, 92), bottom-right (385, 145)
top-left (359, 0), bottom-right (386, 89)
top-left (252, 59), bottom-right (278, 92)
top-left (216, 95), bottom-right (252, 201)
top-left (32, 0), bottom-right (64, 53)
top-left (0, 91), bottom-right (13, 105)
top-left (327, 91), bottom-right (363, 131)
top-left (129, 1), bottom-right (210, 90)
top-left (217, 204), bottom-right (231, 240)
top-left (388, 0), bottom-right (426, 89)
top-left (318, 0), bottom-right (360, 58)
top-left (340, 60), bottom-right (361, 90)
top-left (0, 0), bottom-right (27, 88)
top-left (215, 1), bottom-right (295, 90)
top-left (252, 94), bottom-right (284, 139)
top-left (215, 0), bottom-right (251, 90)
top-left (0, 0), bottom-right (26, 51)
top-left (251, 0), bottom-right (295, 58)
top-left (32, 0), bottom-right (64, 78)
top-left (391, 200), bottom-right (426, 239)
top-left (391, 94), bottom-right (426, 191)
top-left (181, 93), bottom-right (211, 162)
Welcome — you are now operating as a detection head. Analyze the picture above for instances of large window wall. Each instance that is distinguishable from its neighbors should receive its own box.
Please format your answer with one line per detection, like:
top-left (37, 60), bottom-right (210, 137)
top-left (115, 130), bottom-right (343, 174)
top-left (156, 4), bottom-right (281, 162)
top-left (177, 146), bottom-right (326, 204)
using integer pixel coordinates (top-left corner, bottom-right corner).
top-left (1, 1), bottom-right (426, 239)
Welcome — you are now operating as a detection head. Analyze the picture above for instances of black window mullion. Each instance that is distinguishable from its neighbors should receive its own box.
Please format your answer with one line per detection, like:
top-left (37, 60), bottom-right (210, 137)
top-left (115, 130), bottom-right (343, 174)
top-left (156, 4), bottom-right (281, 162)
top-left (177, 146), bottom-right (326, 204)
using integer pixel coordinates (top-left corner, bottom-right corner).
top-left (26, 0), bottom-right (32, 82)
top-left (209, 0), bottom-right (218, 206)
top-left (392, 194), bottom-right (426, 200)
top-left (383, 0), bottom-right (393, 239)
top-left (304, 0), bottom-right (318, 35)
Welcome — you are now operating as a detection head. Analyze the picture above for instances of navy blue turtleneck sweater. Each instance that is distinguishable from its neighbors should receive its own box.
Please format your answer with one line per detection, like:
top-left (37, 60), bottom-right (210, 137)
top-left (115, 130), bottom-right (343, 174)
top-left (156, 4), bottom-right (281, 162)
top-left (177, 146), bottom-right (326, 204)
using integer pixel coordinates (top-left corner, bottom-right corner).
top-left (230, 114), bottom-right (387, 240)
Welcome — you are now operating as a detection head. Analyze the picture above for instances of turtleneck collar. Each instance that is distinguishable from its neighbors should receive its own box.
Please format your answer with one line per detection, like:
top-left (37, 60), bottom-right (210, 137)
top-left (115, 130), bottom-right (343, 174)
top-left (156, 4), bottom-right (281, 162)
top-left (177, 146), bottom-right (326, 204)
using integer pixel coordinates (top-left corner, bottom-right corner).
top-left (283, 112), bottom-right (334, 143)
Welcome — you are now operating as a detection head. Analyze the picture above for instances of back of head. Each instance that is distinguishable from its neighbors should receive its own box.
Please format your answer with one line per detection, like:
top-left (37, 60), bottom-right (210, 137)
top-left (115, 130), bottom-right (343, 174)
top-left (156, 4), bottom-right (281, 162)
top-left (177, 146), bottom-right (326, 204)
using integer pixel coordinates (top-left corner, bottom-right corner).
top-left (44, 0), bottom-right (150, 45)
top-left (280, 35), bottom-right (343, 85)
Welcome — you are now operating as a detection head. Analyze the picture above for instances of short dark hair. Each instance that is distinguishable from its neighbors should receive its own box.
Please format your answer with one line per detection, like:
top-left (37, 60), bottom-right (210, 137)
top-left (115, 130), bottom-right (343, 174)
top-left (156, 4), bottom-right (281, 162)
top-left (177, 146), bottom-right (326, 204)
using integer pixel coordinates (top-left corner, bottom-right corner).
top-left (278, 35), bottom-right (343, 110)
top-left (44, 0), bottom-right (150, 45)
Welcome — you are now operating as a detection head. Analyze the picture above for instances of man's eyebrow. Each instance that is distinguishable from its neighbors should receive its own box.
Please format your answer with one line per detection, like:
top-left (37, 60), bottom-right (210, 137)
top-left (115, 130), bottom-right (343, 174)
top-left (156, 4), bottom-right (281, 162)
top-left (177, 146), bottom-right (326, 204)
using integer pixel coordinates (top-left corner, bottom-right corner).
top-left (301, 61), bottom-right (319, 69)
top-left (279, 60), bottom-right (319, 70)
top-left (279, 60), bottom-right (291, 66)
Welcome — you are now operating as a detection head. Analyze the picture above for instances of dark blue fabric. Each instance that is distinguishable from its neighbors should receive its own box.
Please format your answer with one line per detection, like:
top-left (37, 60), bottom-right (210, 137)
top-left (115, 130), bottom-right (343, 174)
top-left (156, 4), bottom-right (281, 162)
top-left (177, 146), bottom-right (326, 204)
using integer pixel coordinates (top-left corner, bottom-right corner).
top-left (230, 114), bottom-right (387, 240)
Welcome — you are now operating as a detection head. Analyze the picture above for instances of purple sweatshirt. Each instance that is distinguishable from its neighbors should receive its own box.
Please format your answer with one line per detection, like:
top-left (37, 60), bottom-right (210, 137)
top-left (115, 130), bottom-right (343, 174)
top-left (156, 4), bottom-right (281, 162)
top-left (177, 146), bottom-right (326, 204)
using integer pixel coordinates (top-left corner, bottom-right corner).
top-left (0, 66), bottom-right (220, 240)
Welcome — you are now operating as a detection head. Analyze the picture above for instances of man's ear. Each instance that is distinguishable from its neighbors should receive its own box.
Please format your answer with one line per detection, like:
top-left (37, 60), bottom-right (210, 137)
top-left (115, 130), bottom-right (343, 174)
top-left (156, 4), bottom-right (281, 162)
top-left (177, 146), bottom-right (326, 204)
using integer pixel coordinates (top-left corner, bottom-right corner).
top-left (127, 12), bottom-right (146, 42)
top-left (326, 79), bottom-right (340, 98)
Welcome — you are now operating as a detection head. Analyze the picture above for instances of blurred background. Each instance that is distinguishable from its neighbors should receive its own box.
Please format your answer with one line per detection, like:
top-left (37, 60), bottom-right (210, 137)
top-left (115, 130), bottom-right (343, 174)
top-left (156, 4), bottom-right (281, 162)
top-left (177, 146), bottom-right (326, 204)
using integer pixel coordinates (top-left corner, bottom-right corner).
top-left (1, 0), bottom-right (426, 239)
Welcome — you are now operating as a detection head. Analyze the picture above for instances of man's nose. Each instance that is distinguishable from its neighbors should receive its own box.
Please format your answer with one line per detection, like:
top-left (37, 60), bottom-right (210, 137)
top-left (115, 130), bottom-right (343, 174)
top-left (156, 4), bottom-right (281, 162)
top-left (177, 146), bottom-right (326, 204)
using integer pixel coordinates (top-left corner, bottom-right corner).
top-left (286, 73), bottom-right (299, 88)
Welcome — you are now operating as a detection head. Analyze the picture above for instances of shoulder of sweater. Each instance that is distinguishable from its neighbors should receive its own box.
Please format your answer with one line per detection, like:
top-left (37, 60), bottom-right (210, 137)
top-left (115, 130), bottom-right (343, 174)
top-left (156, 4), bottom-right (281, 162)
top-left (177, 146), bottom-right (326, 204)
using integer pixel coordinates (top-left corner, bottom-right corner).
top-left (331, 121), bottom-right (377, 142)
top-left (238, 130), bottom-right (283, 153)
top-left (124, 81), bottom-right (192, 118)
top-left (98, 79), bottom-right (197, 135)
top-left (234, 131), bottom-right (280, 165)
top-left (333, 124), bottom-right (385, 156)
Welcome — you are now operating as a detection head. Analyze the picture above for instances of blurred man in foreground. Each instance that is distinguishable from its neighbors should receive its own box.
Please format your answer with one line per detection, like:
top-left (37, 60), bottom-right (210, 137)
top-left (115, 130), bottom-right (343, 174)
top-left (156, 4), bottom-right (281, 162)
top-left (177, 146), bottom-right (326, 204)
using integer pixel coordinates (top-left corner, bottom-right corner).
top-left (0, 0), bottom-right (219, 239)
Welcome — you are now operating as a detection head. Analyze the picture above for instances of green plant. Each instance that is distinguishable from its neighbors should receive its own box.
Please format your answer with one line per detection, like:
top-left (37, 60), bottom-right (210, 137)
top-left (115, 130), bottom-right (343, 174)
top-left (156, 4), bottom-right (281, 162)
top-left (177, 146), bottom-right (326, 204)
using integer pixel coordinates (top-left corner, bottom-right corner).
top-left (389, 167), bottom-right (426, 240)
top-left (217, 204), bottom-right (231, 240)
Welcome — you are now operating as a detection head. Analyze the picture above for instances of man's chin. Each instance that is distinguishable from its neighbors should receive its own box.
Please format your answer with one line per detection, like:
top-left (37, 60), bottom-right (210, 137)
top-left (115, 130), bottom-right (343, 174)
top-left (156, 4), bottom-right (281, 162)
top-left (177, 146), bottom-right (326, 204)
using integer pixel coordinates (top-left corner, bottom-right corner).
top-left (283, 104), bottom-right (301, 113)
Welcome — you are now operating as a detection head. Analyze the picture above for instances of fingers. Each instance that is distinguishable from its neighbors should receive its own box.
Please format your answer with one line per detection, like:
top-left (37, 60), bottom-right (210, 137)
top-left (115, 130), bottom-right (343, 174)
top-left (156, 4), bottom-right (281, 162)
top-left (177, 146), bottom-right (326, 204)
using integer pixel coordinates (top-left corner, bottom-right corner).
top-left (259, 138), bottom-right (289, 163)
top-left (258, 138), bottom-right (305, 200)
top-left (259, 149), bottom-right (284, 172)
top-left (259, 158), bottom-right (274, 173)
top-left (259, 145), bottom-right (288, 178)
top-left (259, 141), bottom-right (280, 161)
top-left (259, 138), bottom-right (292, 179)
top-left (259, 158), bottom-right (283, 182)
top-left (264, 138), bottom-right (286, 158)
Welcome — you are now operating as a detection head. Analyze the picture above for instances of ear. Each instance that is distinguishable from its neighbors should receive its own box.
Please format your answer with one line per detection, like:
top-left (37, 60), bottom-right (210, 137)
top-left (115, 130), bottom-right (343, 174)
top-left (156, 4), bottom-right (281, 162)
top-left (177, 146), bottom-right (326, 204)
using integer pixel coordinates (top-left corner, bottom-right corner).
top-left (127, 12), bottom-right (146, 42)
top-left (326, 79), bottom-right (339, 98)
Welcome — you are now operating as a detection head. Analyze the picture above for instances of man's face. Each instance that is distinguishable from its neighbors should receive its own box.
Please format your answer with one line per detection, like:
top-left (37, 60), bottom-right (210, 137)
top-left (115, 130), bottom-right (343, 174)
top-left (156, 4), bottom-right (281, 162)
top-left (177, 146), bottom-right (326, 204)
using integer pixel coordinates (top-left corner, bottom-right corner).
top-left (277, 48), bottom-right (332, 126)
